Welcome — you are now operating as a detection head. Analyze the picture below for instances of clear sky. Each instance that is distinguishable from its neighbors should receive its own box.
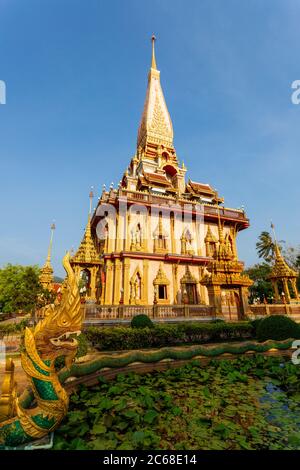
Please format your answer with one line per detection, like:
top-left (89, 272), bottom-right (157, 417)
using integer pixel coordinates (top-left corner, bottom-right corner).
top-left (0, 0), bottom-right (299, 277)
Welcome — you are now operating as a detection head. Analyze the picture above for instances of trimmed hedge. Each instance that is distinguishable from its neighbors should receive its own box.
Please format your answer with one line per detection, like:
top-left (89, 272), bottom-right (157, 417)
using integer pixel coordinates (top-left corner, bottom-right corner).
top-left (257, 315), bottom-right (300, 342)
top-left (250, 318), bottom-right (263, 336)
top-left (85, 322), bottom-right (254, 351)
top-left (131, 314), bottom-right (154, 329)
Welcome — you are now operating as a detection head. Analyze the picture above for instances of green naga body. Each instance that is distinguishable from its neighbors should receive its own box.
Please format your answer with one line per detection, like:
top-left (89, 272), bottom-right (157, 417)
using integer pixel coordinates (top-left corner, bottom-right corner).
top-left (0, 356), bottom-right (63, 448)
top-left (0, 253), bottom-right (83, 448)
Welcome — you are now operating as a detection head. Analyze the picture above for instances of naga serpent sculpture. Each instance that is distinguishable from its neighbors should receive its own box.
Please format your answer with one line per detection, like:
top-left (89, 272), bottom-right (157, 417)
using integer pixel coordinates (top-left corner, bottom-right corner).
top-left (0, 251), bottom-right (294, 448)
top-left (0, 252), bottom-right (84, 448)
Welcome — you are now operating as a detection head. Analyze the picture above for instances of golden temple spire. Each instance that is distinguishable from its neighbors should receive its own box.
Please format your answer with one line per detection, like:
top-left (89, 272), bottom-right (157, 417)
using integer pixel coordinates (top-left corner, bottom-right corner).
top-left (40, 222), bottom-right (55, 290)
top-left (271, 222), bottom-right (281, 258)
top-left (151, 34), bottom-right (157, 70)
top-left (269, 223), bottom-right (298, 294)
top-left (72, 190), bottom-right (98, 264)
top-left (137, 36), bottom-right (174, 149)
top-left (45, 222), bottom-right (55, 268)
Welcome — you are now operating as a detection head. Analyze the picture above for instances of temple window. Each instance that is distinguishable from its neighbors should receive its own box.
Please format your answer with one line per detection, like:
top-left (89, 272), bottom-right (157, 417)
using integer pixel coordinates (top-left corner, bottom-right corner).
top-left (153, 213), bottom-right (168, 253)
top-left (158, 284), bottom-right (167, 300)
top-left (208, 242), bottom-right (217, 258)
top-left (153, 263), bottom-right (170, 304)
top-left (181, 228), bottom-right (193, 255)
top-left (79, 269), bottom-right (91, 297)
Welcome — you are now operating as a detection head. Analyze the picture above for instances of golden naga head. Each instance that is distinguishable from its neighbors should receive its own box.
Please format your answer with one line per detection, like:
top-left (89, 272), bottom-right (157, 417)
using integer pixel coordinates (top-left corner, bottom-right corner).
top-left (33, 252), bottom-right (84, 361)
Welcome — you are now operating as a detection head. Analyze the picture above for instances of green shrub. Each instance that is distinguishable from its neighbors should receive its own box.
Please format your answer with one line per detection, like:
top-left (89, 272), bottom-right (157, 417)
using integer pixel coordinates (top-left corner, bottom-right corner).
top-left (76, 332), bottom-right (89, 357)
top-left (85, 321), bottom-right (254, 351)
top-left (131, 314), bottom-right (154, 329)
top-left (251, 318), bottom-right (263, 335)
top-left (256, 315), bottom-right (300, 341)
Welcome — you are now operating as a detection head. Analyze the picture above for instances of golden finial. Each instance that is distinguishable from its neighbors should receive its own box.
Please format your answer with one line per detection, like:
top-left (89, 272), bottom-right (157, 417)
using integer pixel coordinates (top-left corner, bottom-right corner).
top-left (89, 186), bottom-right (94, 216)
top-left (270, 221), bottom-right (277, 243)
top-left (271, 221), bottom-right (281, 258)
top-left (46, 221), bottom-right (55, 267)
top-left (151, 34), bottom-right (157, 70)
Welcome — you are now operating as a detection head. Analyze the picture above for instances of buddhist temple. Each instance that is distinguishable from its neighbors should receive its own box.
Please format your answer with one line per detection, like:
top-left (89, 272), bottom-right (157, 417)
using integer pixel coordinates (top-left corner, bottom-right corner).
top-left (70, 37), bottom-right (253, 320)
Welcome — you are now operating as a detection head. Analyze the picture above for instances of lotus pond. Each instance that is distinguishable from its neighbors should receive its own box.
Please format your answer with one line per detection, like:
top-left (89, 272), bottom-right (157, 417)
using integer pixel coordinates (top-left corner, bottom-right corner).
top-left (53, 355), bottom-right (300, 450)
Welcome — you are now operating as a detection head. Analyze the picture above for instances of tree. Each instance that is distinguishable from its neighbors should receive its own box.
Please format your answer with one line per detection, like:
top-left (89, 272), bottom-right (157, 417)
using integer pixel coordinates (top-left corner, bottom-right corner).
top-left (244, 263), bottom-right (273, 303)
top-left (0, 264), bottom-right (46, 314)
top-left (256, 231), bottom-right (276, 263)
top-left (281, 244), bottom-right (300, 270)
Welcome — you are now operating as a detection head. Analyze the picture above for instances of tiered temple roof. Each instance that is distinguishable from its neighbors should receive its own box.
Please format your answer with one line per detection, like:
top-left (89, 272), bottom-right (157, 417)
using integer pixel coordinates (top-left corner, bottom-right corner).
top-left (137, 35), bottom-right (173, 149)
top-left (72, 214), bottom-right (99, 265)
top-left (269, 244), bottom-right (298, 280)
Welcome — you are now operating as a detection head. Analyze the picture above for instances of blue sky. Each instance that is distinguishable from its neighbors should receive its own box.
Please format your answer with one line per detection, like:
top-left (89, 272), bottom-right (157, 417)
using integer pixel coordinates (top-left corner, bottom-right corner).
top-left (0, 0), bottom-right (299, 276)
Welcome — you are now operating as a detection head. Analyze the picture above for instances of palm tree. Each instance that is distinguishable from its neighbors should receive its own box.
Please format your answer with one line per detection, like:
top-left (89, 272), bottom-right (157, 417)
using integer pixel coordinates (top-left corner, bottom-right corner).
top-left (256, 231), bottom-right (276, 263)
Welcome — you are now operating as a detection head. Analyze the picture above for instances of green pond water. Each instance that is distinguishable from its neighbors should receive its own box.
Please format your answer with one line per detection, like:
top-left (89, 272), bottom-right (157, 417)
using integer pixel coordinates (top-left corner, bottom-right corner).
top-left (53, 355), bottom-right (300, 450)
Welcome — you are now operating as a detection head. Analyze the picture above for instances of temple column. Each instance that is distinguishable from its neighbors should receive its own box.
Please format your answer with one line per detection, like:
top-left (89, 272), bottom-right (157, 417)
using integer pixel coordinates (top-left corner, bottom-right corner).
top-left (123, 258), bottom-right (130, 304)
top-left (195, 221), bottom-right (202, 256)
top-left (239, 286), bottom-right (250, 319)
top-left (206, 285), bottom-right (222, 315)
top-left (172, 264), bottom-right (178, 304)
top-left (125, 213), bottom-right (131, 251)
top-left (104, 259), bottom-right (113, 305)
top-left (90, 266), bottom-right (97, 300)
top-left (198, 268), bottom-right (207, 304)
top-left (230, 227), bottom-right (238, 260)
top-left (113, 259), bottom-right (122, 304)
top-left (142, 209), bottom-right (149, 252)
top-left (100, 267), bottom-right (105, 304)
top-left (107, 222), bottom-right (115, 253)
top-left (291, 279), bottom-right (299, 299)
top-left (272, 280), bottom-right (280, 302)
top-left (116, 212), bottom-right (124, 252)
top-left (283, 279), bottom-right (291, 303)
top-left (142, 259), bottom-right (149, 304)
top-left (195, 282), bottom-right (201, 304)
top-left (74, 265), bottom-right (81, 281)
top-left (170, 214), bottom-right (176, 253)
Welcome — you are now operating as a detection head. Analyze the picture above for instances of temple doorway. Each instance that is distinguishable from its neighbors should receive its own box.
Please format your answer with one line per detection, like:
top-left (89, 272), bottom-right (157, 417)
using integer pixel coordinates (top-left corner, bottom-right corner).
top-left (184, 283), bottom-right (198, 304)
top-left (221, 289), bottom-right (241, 319)
top-left (79, 269), bottom-right (91, 298)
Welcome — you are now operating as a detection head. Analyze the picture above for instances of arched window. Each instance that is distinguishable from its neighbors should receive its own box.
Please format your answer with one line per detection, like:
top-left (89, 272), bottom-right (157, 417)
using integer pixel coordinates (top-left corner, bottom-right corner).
top-left (181, 228), bottom-right (193, 255)
top-left (129, 268), bottom-right (143, 304)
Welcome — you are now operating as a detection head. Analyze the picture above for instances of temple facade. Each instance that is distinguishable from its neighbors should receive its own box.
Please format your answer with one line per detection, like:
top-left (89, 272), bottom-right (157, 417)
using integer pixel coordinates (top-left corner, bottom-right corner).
top-left (70, 38), bottom-right (252, 320)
